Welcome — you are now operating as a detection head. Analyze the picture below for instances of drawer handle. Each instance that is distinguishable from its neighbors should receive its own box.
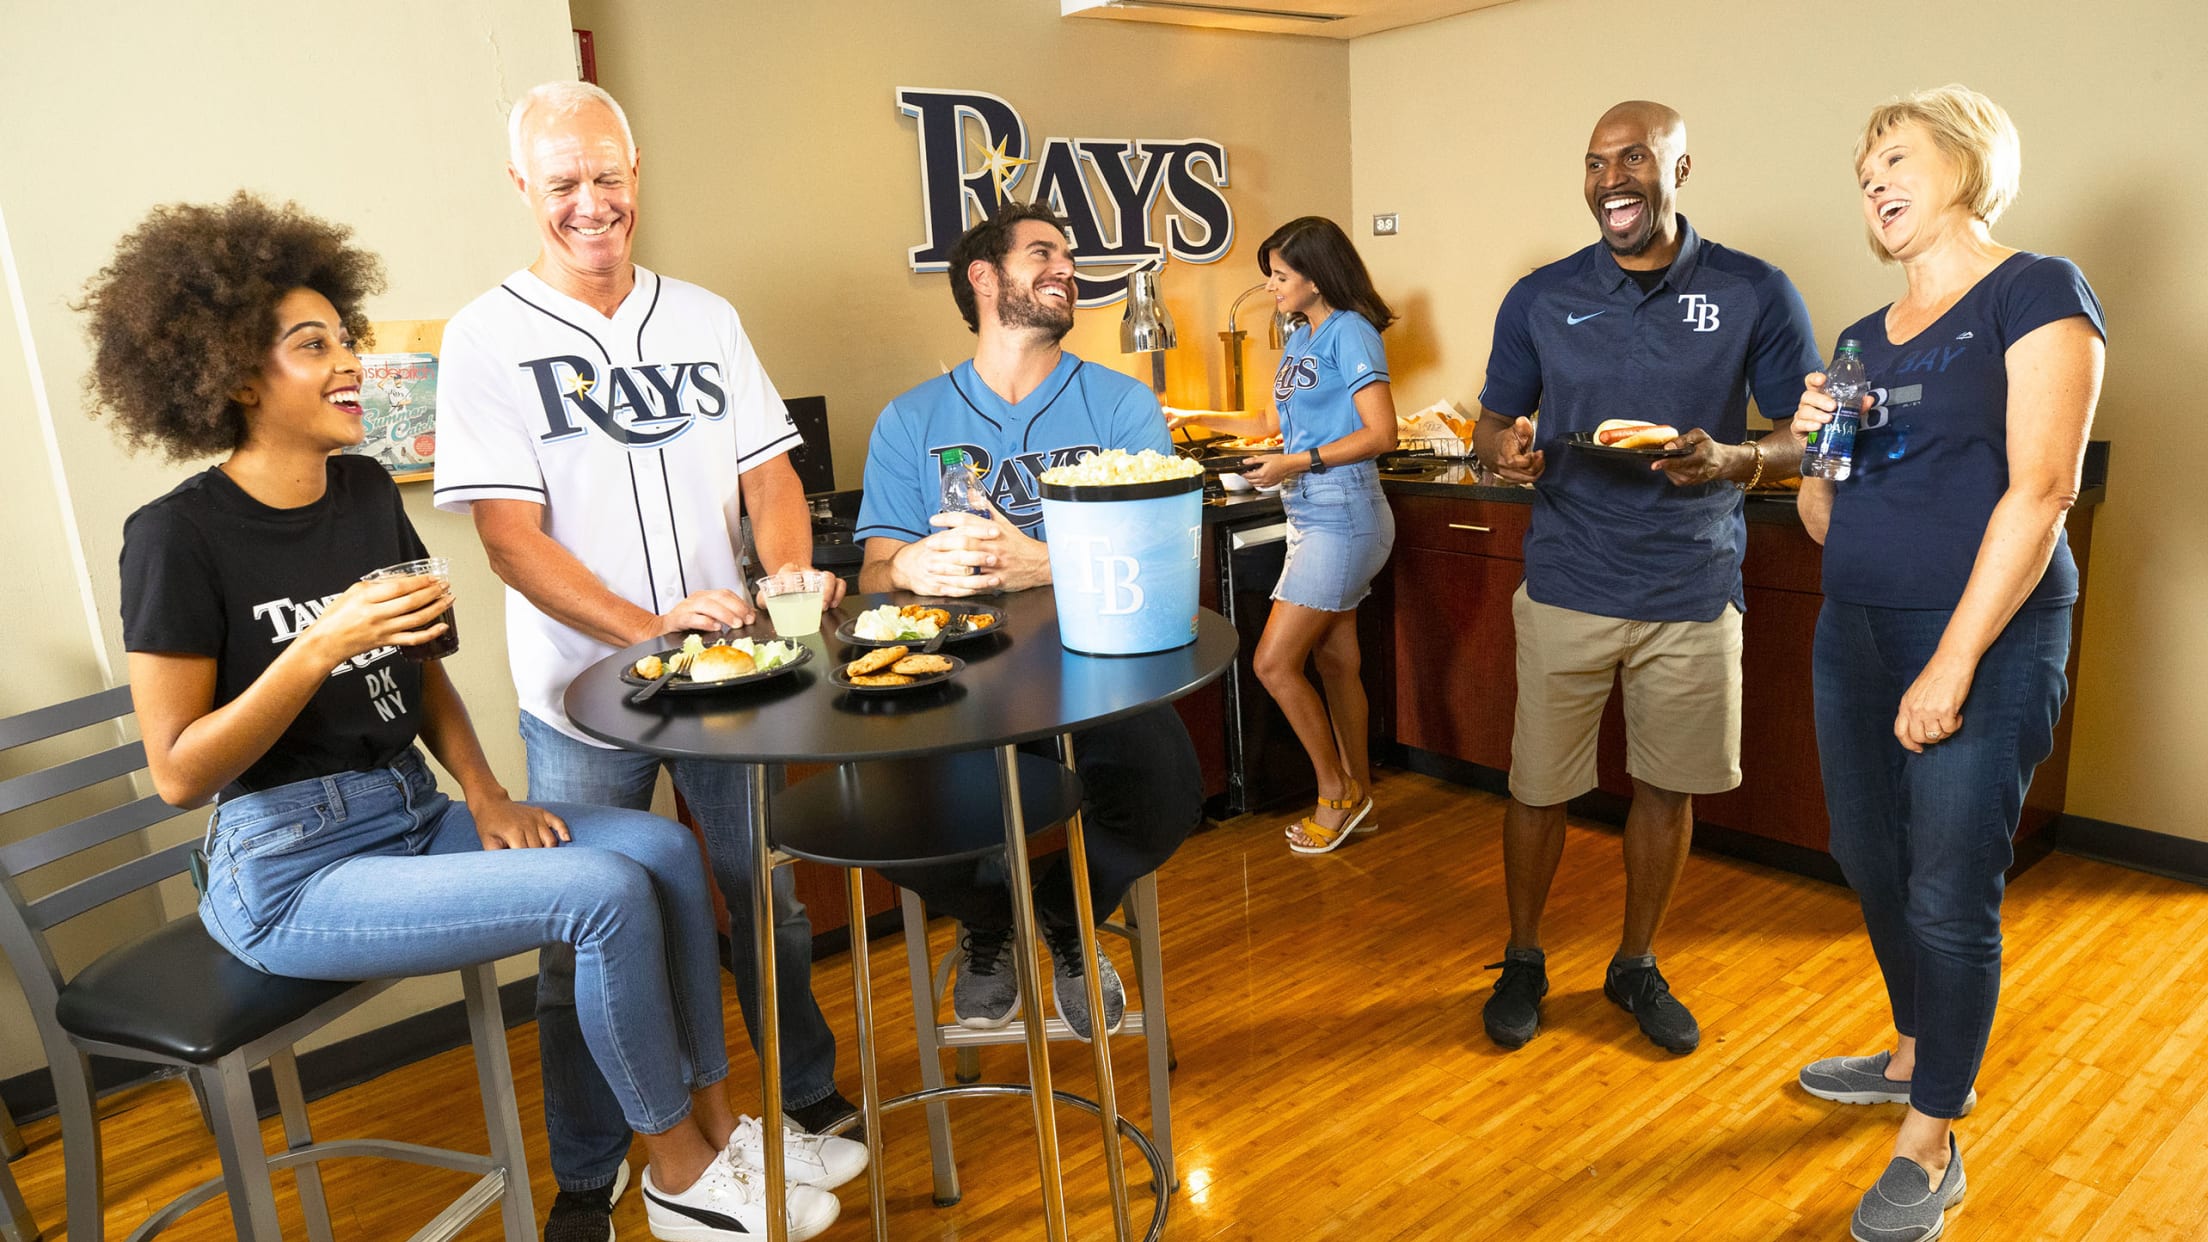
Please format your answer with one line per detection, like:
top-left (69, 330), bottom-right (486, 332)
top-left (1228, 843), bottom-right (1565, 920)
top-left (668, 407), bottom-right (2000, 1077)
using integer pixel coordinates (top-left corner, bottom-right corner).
top-left (1448, 523), bottom-right (1493, 533)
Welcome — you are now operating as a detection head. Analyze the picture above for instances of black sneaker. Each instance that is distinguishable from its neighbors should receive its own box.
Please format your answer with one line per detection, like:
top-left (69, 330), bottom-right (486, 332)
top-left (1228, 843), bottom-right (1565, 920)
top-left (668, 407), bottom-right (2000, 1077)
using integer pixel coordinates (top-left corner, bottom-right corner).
top-left (786, 1089), bottom-right (865, 1144)
top-left (544, 1160), bottom-right (627, 1242)
top-left (1482, 947), bottom-right (1548, 1050)
top-left (1604, 955), bottom-right (1700, 1054)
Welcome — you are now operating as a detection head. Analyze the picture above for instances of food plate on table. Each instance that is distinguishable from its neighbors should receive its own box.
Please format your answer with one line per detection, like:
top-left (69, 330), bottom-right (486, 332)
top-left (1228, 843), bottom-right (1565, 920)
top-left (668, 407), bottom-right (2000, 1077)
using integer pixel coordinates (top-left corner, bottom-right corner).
top-left (834, 602), bottom-right (1006, 648)
top-left (619, 636), bottom-right (813, 695)
top-left (829, 647), bottom-right (965, 693)
top-left (1564, 419), bottom-right (1694, 461)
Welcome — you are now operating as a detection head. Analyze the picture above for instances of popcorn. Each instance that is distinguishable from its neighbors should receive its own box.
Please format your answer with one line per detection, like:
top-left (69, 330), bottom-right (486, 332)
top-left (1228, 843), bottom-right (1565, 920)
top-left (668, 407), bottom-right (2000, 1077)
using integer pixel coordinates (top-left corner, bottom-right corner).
top-left (1040, 449), bottom-right (1203, 487)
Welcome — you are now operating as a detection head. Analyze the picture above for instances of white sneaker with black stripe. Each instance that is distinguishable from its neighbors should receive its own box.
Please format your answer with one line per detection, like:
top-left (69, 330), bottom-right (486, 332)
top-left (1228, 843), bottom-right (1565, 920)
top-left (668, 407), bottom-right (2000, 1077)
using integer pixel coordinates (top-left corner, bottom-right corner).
top-left (641, 1159), bottom-right (839, 1241)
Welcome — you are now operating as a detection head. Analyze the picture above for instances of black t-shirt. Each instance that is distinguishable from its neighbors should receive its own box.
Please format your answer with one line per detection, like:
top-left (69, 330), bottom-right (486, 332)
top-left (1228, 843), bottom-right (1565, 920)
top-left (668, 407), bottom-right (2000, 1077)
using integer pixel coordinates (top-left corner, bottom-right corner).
top-left (121, 455), bottom-right (431, 798)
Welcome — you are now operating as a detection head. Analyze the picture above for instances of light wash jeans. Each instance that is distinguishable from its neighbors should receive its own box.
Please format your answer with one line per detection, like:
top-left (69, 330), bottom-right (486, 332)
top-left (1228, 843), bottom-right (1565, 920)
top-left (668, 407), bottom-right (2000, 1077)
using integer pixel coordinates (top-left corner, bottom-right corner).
top-left (520, 711), bottom-right (839, 1192)
top-left (197, 748), bottom-right (728, 1135)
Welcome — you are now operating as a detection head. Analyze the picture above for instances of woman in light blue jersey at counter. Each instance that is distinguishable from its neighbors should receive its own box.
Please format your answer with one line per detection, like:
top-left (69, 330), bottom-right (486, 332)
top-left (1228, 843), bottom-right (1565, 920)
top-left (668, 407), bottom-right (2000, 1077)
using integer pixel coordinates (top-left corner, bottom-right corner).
top-left (1173, 216), bottom-right (1399, 855)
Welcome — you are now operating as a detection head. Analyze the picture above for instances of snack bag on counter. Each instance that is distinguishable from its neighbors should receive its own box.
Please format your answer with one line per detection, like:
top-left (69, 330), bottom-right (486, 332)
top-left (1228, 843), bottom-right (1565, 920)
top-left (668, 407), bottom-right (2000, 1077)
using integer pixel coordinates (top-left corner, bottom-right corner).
top-left (1397, 400), bottom-right (1475, 456)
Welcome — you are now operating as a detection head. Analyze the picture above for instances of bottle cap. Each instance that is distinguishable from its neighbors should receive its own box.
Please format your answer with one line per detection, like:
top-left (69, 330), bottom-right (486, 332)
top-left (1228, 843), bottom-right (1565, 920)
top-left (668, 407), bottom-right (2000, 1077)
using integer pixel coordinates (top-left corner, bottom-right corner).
top-left (1837, 339), bottom-right (1864, 354)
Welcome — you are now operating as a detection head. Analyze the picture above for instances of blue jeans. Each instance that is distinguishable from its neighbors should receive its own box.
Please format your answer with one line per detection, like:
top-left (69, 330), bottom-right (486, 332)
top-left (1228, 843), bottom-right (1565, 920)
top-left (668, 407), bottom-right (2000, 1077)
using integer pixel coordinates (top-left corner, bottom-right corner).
top-left (1813, 600), bottom-right (2071, 1119)
top-left (197, 749), bottom-right (727, 1136)
top-left (520, 712), bottom-right (839, 1191)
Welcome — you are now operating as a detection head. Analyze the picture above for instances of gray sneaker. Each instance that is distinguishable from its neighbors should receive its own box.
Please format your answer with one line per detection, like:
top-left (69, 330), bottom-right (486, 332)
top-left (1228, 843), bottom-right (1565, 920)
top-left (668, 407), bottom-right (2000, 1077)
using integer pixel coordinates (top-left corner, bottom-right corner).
top-left (1800, 1051), bottom-right (1976, 1115)
top-left (1044, 924), bottom-right (1125, 1042)
top-left (1851, 1133), bottom-right (1965, 1241)
top-left (952, 923), bottom-right (1020, 1029)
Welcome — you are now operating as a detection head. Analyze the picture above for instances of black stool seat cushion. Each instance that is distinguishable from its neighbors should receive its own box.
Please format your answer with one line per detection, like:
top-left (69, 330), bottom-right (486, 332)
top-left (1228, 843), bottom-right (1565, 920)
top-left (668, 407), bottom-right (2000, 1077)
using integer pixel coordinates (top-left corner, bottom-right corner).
top-left (54, 917), bottom-right (359, 1064)
top-left (772, 750), bottom-right (1084, 868)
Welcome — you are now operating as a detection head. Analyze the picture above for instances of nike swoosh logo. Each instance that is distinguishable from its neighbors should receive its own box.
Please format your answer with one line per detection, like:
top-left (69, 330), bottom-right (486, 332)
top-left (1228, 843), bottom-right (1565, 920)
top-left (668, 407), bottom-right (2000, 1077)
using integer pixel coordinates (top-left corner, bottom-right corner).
top-left (1566, 311), bottom-right (1606, 325)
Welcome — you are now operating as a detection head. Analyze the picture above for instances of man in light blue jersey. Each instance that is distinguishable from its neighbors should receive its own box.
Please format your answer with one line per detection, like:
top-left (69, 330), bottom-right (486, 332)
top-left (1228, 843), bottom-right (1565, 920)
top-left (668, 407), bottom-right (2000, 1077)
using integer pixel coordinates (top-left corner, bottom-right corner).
top-left (854, 202), bottom-right (1201, 1040)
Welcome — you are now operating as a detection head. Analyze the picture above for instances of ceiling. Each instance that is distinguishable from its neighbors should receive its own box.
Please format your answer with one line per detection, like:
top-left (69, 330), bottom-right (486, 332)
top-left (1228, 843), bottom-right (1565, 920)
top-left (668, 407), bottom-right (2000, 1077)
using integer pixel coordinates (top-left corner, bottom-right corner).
top-left (1060, 0), bottom-right (1520, 40)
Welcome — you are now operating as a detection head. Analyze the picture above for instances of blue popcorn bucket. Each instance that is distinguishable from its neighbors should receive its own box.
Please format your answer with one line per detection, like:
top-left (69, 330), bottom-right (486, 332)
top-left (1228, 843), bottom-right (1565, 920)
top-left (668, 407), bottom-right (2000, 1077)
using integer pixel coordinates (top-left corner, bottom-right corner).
top-left (1039, 474), bottom-right (1203, 656)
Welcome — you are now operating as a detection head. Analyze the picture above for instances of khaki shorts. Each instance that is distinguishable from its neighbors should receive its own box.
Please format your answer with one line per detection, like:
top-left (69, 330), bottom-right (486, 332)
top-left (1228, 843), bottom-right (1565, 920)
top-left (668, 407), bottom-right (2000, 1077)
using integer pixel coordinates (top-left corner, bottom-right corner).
top-left (1508, 584), bottom-right (1743, 806)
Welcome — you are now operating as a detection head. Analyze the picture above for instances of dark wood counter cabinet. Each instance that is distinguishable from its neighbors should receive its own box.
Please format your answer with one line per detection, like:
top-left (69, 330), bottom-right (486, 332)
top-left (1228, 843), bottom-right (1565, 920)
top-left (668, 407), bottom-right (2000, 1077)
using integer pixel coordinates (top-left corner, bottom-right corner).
top-left (1381, 449), bottom-right (2106, 880)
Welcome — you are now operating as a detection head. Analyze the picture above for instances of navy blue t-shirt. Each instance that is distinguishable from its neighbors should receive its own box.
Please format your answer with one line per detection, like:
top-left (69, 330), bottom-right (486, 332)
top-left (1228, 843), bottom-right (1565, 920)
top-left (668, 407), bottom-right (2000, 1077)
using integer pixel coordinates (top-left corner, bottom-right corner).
top-left (1481, 217), bottom-right (1819, 622)
top-left (1821, 252), bottom-right (2105, 610)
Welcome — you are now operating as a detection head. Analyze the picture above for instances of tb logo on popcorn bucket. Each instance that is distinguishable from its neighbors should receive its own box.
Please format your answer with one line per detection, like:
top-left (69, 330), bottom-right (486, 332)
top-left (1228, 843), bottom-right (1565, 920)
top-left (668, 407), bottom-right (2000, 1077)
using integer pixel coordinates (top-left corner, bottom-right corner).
top-left (1037, 451), bottom-right (1206, 655)
top-left (1071, 538), bottom-right (1147, 616)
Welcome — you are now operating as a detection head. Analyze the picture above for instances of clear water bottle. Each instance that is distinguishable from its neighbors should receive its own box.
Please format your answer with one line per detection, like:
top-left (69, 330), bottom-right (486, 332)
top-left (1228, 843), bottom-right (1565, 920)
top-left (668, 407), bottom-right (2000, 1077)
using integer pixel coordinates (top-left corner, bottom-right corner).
top-left (938, 449), bottom-right (991, 518)
top-left (1804, 340), bottom-right (1866, 481)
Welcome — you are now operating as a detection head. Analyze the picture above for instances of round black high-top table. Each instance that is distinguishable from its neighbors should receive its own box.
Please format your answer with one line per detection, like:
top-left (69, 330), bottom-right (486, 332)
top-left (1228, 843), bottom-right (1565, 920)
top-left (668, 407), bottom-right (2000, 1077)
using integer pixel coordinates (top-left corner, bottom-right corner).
top-left (565, 589), bottom-right (1236, 1242)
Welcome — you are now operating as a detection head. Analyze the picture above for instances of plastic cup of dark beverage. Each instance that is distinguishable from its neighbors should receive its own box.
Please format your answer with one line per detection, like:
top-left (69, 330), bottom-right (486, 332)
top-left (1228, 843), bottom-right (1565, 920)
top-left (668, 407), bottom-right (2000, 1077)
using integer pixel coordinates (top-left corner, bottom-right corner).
top-left (360, 556), bottom-right (460, 660)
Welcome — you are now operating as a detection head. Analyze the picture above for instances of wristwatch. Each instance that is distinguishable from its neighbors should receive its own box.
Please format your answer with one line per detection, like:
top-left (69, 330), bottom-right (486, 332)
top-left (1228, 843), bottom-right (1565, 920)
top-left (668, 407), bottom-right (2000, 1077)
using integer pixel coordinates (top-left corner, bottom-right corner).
top-left (1307, 447), bottom-right (1328, 474)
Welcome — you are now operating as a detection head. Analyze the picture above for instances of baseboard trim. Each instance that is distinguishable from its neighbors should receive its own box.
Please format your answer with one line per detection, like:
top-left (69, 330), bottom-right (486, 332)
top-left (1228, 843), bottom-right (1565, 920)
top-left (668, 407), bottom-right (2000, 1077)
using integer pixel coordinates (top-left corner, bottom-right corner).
top-left (1398, 747), bottom-right (1847, 884)
top-left (2055, 814), bottom-right (2208, 887)
top-left (2, 907), bottom-right (911, 1129)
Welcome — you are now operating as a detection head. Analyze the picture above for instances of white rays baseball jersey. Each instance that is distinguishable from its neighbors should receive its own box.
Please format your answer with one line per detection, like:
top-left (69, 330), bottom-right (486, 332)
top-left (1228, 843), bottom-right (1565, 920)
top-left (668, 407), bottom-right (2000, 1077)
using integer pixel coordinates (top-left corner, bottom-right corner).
top-left (434, 266), bottom-right (802, 745)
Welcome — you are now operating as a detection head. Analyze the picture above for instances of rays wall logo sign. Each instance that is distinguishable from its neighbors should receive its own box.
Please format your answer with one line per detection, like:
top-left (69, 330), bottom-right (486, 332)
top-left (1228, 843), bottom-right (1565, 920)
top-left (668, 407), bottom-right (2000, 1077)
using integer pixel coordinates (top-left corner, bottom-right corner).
top-left (898, 87), bottom-right (1233, 307)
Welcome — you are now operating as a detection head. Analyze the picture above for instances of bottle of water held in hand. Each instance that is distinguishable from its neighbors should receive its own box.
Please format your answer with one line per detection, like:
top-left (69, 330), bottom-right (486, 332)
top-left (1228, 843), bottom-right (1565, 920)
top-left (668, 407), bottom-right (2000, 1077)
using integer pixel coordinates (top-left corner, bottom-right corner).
top-left (1804, 340), bottom-right (1867, 481)
top-left (938, 449), bottom-right (990, 518)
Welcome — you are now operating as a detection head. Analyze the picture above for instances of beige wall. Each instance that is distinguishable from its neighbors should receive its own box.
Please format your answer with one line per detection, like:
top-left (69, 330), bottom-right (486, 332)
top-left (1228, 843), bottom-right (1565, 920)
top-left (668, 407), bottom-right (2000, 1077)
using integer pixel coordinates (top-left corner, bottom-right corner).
top-left (0, 0), bottom-right (576, 1082)
top-left (1351, 0), bottom-right (2208, 838)
top-left (568, 0), bottom-right (1353, 477)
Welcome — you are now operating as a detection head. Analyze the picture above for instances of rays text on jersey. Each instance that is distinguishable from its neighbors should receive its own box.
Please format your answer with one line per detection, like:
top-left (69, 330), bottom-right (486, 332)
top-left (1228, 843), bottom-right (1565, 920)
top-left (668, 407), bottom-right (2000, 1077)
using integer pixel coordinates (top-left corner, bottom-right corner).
top-left (520, 356), bottom-right (729, 445)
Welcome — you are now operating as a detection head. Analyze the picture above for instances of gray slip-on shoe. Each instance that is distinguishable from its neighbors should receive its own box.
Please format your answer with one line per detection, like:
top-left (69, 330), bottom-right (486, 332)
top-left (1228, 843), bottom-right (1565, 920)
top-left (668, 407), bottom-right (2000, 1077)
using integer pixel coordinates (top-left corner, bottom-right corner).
top-left (1800, 1051), bottom-right (1976, 1114)
top-left (1851, 1133), bottom-right (1965, 1242)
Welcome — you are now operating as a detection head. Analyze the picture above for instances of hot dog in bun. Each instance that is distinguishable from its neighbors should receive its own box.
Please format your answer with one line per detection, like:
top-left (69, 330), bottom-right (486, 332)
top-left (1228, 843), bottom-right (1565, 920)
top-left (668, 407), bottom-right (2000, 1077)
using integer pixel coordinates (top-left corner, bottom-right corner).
top-left (1595, 419), bottom-right (1682, 450)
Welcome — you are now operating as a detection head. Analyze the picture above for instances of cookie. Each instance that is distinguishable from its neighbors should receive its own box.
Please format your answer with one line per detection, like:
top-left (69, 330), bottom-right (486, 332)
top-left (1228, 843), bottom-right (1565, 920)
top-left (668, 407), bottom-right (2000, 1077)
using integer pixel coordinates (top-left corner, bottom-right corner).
top-left (846, 645), bottom-right (908, 675)
top-left (891, 654), bottom-right (953, 676)
top-left (848, 672), bottom-right (915, 687)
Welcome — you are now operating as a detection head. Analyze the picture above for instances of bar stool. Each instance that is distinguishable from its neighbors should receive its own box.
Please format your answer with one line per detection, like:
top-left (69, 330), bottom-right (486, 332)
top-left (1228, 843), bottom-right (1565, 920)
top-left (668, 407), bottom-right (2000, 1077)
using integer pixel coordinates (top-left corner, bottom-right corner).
top-left (771, 747), bottom-right (1171, 1242)
top-left (898, 870), bottom-right (1177, 1206)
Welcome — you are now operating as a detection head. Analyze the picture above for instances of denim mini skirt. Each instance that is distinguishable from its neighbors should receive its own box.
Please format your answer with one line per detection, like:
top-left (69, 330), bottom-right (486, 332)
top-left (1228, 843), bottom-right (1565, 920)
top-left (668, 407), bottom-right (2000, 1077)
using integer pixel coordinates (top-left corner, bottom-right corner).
top-left (1275, 461), bottom-right (1394, 612)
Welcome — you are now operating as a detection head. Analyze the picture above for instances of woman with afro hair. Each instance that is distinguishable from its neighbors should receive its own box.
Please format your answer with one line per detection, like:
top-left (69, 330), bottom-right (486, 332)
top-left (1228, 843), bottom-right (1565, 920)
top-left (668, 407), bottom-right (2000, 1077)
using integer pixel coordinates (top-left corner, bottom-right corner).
top-left (84, 193), bottom-right (845, 1240)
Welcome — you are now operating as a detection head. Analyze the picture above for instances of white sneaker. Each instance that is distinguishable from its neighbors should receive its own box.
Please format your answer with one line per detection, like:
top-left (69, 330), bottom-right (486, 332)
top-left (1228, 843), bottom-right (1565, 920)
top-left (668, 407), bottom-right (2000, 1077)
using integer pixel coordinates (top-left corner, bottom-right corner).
top-left (724, 1113), bottom-right (870, 1190)
top-left (641, 1159), bottom-right (840, 1242)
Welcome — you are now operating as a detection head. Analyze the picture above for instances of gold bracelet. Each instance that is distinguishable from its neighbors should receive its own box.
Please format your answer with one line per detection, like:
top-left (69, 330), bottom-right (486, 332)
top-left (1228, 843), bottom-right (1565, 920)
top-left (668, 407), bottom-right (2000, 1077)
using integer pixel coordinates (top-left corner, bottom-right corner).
top-left (1737, 442), bottom-right (1766, 491)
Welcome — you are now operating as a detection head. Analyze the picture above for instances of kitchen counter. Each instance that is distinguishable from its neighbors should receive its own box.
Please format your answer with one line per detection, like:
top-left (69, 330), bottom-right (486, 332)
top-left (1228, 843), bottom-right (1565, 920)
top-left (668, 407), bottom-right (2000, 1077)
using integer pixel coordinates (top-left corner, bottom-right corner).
top-left (1374, 442), bottom-right (2111, 879)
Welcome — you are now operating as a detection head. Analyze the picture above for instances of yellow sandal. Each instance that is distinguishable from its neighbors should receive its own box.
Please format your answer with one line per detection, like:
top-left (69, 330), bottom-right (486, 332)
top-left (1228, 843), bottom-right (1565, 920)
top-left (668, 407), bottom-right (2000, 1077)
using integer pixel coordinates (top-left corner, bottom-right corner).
top-left (1286, 783), bottom-right (1375, 855)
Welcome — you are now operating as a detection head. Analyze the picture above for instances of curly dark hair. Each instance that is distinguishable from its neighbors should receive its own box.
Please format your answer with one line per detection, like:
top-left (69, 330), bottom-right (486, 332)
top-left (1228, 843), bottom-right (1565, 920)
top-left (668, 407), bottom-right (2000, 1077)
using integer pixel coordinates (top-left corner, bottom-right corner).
top-left (947, 200), bottom-right (1070, 333)
top-left (77, 193), bottom-right (385, 460)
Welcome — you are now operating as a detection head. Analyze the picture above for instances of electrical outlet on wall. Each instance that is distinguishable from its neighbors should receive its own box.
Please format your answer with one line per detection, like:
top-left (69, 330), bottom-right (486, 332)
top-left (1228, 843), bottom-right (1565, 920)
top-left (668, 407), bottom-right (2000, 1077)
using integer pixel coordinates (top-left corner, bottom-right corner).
top-left (1373, 213), bottom-right (1399, 236)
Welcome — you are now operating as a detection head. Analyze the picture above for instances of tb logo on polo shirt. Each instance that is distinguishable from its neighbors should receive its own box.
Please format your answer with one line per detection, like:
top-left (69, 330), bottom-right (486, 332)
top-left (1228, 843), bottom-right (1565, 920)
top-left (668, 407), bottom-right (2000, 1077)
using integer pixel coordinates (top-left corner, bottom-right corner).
top-left (1677, 294), bottom-right (1722, 333)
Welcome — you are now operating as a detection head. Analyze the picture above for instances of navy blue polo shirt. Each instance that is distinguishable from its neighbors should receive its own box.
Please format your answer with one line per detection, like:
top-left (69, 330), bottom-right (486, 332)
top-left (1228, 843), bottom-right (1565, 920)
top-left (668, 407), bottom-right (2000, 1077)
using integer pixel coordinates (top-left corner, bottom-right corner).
top-left (1480, 216), bottom-right (1819, 621)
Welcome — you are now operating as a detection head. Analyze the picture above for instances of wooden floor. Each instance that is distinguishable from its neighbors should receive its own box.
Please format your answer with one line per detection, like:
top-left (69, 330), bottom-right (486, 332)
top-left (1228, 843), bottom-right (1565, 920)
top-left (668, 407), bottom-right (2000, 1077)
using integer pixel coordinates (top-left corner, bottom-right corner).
top-left (10, 771), bottom-right (2208, 1240)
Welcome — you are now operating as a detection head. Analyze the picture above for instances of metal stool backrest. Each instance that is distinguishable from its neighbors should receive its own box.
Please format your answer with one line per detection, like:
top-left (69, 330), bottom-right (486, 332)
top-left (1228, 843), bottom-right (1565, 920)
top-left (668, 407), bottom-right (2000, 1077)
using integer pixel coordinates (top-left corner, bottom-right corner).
top-left (0, 685), bottom-right (198, 1022)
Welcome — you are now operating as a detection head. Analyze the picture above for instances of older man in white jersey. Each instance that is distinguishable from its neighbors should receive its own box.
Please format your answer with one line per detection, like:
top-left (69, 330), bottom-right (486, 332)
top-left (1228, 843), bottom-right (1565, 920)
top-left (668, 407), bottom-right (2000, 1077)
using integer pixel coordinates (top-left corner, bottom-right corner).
top-left (434, 81), bottom-right (858, 1242)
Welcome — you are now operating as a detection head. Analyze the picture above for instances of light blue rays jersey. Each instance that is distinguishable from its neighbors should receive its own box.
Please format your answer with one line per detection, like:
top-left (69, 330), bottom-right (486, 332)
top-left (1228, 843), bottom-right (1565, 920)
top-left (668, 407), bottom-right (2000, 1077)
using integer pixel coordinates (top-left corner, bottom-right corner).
top-left (1272, 309), bottom-right (1389, 453)
top-left (856, 352), bottom-right (1169, 542)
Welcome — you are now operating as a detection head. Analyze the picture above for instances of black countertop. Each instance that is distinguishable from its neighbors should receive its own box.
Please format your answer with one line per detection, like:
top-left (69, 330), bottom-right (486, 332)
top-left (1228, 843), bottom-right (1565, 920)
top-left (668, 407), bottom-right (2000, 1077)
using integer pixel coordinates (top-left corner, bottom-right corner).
top-left (1203, 437), bottom-right (2111, 529)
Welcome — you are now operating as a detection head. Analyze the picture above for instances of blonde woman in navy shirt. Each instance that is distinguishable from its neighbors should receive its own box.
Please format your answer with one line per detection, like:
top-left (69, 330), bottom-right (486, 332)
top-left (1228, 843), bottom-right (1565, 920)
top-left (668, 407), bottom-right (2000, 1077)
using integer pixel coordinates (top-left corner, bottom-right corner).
top-left (1175, 217), bottom-right (1399, 855)
top-left (1790, 86), bottom-right (2105, 1242)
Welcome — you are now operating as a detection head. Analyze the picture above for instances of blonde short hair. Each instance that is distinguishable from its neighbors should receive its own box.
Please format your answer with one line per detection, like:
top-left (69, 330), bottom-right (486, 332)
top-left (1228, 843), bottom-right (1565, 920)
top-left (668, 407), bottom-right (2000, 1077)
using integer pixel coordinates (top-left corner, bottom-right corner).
top-left (508, 81), bottom-right (636, 178)
top-left (1853, 84), bottom-right (2021, 260)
